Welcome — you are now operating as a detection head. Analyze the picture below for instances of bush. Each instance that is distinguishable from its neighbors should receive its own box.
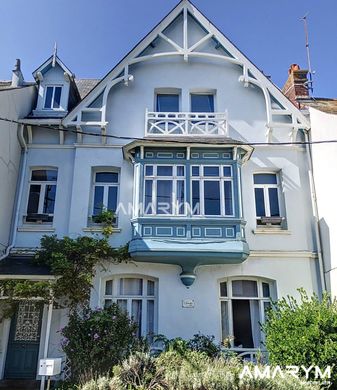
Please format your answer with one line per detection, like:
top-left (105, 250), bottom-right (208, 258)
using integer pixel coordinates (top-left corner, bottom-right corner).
top-left (262, 289), bottom-right (337, 387)
top-left (60, 304), bottom-right (138, 381)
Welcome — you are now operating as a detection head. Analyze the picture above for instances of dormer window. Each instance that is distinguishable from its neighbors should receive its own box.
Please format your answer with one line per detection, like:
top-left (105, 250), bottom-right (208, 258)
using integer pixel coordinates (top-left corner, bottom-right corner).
top-left (44, 86), bottom-right (62, 109)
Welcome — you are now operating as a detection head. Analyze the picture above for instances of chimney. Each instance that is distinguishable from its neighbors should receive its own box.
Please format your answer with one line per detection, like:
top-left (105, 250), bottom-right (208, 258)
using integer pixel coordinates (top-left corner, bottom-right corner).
top-left (282, 64), bottom-right (309, 108)
top-left (11, 59), bottom-right (24, 87)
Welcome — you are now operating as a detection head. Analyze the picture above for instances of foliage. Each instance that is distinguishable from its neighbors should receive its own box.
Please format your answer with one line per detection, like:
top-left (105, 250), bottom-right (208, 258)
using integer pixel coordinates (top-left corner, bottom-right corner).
top-left (60, 304), bottom-right (138, 382)
top-left (91, 208), bottom-right (116, 238)
top-left (262, 289), bottom-right (337, 387)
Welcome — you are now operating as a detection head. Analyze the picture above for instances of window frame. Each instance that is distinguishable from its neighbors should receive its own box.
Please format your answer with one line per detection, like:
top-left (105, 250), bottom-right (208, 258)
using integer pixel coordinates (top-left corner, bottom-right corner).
top-left (253, 172), bottom-right (284, 227)
top-left (219, 277), bottom-right (273, 349)
top-left (190, 92), bottom-right (215, 113)
top-left (101, 275), bottom-right (158, 339)
top-left (43, 85), bottom-right (63, 110)
top-left (90, 169), bottom-right (120, 224)
top-left (143, 164), bottom-right (186, 216)
top-left (25, 167), bottom-right (58, 224)
top-left (190, 164), bottom-right (234, 217)
top-left (155, 91), bottom-right (180, 112)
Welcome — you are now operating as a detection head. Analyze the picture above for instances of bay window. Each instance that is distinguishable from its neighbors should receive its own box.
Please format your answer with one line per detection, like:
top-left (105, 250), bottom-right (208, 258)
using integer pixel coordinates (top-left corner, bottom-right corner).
top-left (144, 165), bottom-right (185, 215)
top-left (191, 165), bottom-right (234, 216)
top-left (26, 169), bottom-right (58, 223)
top-left (103, 277), bottom-right (157, 339)
top-left (220, 279), bottom-right (272, 349)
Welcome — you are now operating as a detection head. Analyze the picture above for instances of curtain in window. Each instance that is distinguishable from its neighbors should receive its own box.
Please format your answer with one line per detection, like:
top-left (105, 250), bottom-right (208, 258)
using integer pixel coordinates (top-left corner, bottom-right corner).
top-left (249, 300), bottom-right (261, 347)
top-left (120, 278), bottom-right (143, 295)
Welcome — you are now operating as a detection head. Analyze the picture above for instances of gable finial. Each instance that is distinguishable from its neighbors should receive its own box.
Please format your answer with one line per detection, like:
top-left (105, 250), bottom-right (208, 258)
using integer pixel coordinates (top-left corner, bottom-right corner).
top-left (52, 42), bottom-right (57, 67)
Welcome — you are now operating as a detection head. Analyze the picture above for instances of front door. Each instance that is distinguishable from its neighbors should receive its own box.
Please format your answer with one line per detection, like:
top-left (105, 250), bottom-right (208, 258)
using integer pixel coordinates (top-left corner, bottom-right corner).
top-left (4, 301), bottom-right (43, 379)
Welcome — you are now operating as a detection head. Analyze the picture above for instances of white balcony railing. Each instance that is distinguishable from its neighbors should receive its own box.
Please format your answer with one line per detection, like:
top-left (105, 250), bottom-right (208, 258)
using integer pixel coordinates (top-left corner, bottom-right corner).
top-left (145, 109), bottom-right (228, 137)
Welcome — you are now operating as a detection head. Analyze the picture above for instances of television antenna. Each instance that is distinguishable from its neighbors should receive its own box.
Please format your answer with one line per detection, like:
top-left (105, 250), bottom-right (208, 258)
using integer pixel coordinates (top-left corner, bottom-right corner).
top-left (301, 13), bottom-right (314, 94)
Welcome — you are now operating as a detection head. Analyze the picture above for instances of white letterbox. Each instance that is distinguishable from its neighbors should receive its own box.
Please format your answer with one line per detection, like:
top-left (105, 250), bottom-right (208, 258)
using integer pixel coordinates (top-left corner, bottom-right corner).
top-left (38, 358), bottom-right (62, 376)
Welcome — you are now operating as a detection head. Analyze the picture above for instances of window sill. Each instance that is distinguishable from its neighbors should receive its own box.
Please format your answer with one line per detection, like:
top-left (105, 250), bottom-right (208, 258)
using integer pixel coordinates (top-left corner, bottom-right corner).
top-left (17, 226), bottom-right (55, 232)
top-left (253, 228), bottom-right (291, 235)
top-left (82, 227), bottom-right (121, 233)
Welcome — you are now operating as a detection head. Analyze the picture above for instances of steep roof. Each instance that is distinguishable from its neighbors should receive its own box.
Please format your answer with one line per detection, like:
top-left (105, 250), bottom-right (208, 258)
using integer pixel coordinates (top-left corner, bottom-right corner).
top-left (75, 79), bottom-right (100, 99)
top-left (304, 98), bottom-right (337, 115)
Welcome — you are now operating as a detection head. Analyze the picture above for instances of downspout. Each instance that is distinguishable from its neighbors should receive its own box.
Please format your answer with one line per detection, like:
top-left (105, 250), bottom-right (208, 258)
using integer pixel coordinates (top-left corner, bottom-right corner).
top-left (304, 129), bottom-right (327, 294)
top-left (0, 124), bottom-right (27, 261)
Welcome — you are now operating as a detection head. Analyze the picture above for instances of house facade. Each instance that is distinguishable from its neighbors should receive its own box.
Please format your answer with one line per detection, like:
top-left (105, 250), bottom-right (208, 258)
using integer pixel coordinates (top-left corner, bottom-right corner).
top-left (0, 0), bottom-right (324, 382)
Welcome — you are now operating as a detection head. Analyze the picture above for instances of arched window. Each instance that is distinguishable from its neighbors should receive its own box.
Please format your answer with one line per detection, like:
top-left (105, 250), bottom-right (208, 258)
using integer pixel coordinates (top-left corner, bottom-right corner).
top-left (219, 278), bottom-right (274, 349)
top-left (103, 276), bottom-right (157, 339)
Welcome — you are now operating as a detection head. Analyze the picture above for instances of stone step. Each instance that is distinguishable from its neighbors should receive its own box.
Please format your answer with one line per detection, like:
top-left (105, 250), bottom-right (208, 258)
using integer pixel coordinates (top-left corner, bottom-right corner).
top-left (0, 380), bottom-right (41, 390)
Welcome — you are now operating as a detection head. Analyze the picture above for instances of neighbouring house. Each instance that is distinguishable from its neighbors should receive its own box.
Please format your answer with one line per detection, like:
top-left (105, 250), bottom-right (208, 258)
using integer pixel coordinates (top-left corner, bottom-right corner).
top-left (0, 0), bottom-right (325, 383)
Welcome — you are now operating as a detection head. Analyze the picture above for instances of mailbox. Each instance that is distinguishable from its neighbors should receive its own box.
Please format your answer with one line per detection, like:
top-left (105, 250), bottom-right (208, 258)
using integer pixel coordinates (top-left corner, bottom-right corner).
top-left (38, 358), bottom-right (62, 376)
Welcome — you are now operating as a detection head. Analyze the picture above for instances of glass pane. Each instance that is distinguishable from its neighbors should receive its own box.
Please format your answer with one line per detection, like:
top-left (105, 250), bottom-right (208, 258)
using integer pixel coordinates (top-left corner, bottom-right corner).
top-left (232, 299), bottom-right (254, 348)
top-left (44, 87), bottom-right (53, 109)
top-left (31, 169), bottom-right (57, 181)
top-left (220, 301), bottom-right (230, 345)
top-left (53, 87), bottom-right (62, 108)
top-left (157, 166), bottom-right (173, 176)
top-left (254, 188), bottom-right (265, 217)
top-left (156, 180), bottom-right (172, 214)
top-left (254, 174), bottom-right (277, 185)
top-left (117, 299), bottom-right (127, 312)
top-left (132, 300), bottom-right (142, 337)
top-left (145, 166), bottom-right (153, 176)
top-left (176, 166), bottom-right (185, 177)
top-left (268, 188), bottom-right (280, 217)
top-left (223, 166), bottom-right (232, 177)
top-left (224, 181), bottom-right (233, 215)
top-left (192, 181), bottom-right (200, 215)
top-left (144, 180), bottom-right (153, 215)
top-left (156, 94), bottom-right (179, 112)
top-left (104, 299), bottom-right (112, 308)
top-left (147, 300), bottom-right (155, 338)
top-left (27, 185), bottom-right (41, 213)
top-left (262, 282), bottom-right (270, 297)
top-left (108, 186), bottom-right (118, 212)
top-left (204, 166), bottom-right (219, 177)
top-left (191, 94), bottom-right (214, 112)
top-left (191, 166), bottom-right (199, 177)
top-left (105, 280), bottom-right (113, 295)
top-left (120, 278), bottom-right (143, 296)
top-left (204, 181), bottom-right (220, 215)
top-left (177, 180), bottom-right (185, 215)
top-left (232, 280), bottom-right (258, 297)
top-left (43, 185), bottom-right (56, 214)
top-left (147, 280), bottom-right (155, 296)
top-left (93, 186), bottom-right (104, 215)
top-left (220, 282), bottom-right (227, 297)
top-left (264, 301), bottom-right (272, 319)
top-left (249, 300), bottom-right (261, 347)
top-left (96, 172), bottom-right (118, 183)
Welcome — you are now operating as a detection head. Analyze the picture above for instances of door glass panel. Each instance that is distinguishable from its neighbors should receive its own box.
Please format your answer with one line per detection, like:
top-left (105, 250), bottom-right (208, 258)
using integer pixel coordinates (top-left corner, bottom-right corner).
top-left (232, 299), bottom-right (254, 348)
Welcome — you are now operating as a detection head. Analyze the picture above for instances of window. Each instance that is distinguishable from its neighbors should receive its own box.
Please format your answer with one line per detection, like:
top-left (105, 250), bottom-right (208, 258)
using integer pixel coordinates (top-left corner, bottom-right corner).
top-left (92, 171), bottom-right (119, 223)
top-left (44, 86), bottom-right (62, 109)
top-left (191, 165), bottom-right (233, 216)
top-left (156, 94), bottom-right (179, 112)
top-left (26, 169), bottom-right (58, 223)
top-left (191, 94), bottom-right (214, 112)
top-left (220, 279), bottom-right (272, 349)
top-left (103, 277), bottom-right (157, 339)
top-left (253, 173), bottom-right (283, 226)
top-left (144, 165), bottom-right (185, 215)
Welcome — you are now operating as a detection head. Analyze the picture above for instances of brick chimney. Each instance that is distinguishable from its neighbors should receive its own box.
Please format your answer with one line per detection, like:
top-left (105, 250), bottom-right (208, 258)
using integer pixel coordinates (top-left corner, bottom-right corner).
top-left (282, 64), bottom-right (309, 108)
top-left (11, 59), bottom-right (24, 87)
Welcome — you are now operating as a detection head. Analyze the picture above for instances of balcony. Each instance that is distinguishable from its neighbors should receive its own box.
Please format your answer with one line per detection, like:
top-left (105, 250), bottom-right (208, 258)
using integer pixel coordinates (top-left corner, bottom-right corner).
top-left (145, 109), bottom-right (228, 137)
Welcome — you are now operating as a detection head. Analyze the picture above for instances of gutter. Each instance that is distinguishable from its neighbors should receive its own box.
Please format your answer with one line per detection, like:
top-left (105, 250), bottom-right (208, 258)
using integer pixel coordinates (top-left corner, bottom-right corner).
top-left (0, 124), bottom-right (28, 261)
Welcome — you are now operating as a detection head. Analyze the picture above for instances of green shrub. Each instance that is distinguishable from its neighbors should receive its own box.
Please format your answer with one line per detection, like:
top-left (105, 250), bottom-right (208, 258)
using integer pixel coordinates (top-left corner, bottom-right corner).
top-left (187, 333), bottom-right (221, 357)
top-left (60, 304), bottom-right (138, 381)
top-left (262, 289), bottom-right (337, 387)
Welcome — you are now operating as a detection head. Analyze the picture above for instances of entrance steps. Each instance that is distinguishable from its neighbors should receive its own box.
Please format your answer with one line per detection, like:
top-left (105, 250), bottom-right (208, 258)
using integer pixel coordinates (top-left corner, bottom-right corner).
top-left (0, 380), bottom-right (41, 389)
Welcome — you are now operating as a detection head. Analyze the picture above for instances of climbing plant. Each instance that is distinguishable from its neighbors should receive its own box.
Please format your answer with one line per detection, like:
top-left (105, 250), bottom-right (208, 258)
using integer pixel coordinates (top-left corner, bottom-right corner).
top-left (0, 233), bottom-right (130, 318)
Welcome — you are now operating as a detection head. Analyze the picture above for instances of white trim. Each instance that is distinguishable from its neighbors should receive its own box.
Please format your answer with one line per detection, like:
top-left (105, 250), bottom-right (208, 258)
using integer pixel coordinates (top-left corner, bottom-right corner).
top-left (249, 250), bottom-right (317, 259)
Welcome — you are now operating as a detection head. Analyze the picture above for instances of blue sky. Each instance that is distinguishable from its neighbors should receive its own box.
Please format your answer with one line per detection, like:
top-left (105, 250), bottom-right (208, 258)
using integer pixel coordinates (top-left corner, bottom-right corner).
top-left (0, 0), bottom-right (336, 98)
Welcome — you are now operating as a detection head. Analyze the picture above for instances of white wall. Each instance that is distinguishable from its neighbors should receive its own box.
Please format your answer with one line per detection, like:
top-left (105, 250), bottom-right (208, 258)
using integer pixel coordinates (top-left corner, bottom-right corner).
top-left (310, 107), bottom-right (337, 298)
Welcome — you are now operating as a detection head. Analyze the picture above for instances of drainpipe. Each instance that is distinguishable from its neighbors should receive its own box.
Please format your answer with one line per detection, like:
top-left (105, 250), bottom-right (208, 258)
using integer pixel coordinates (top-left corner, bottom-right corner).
top-left (0, 124), bottom-right (27, 261)
top-left (304, 130), bottom-right (327, 294)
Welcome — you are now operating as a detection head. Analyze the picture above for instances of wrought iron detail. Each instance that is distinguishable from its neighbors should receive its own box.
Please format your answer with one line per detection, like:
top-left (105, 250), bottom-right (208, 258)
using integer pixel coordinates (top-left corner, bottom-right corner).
top-left (14, 301), bottom-right (41, 342)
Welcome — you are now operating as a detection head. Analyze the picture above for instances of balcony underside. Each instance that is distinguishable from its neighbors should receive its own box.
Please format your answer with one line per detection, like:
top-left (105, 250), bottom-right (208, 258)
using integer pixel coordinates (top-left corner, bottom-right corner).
top-left (129, 238), bottom-right (250, 272)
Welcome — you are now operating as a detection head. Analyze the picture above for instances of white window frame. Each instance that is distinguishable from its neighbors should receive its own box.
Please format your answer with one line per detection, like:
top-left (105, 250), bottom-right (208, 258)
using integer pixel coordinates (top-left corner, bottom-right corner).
top-left (25, 168), bottom-right (58, 223)
top-left (190, 164), bottom-right (234, 217)
top-left (101, 275), bottom-right (158, 339)
top-left (253, 172), bottom-right (284, 226)
top-left (144, 164), bottom-right (186, 216)
top-left (91, 170), bottom-right (120, 223)
top-left (219, 277), bottom-right (273, 350)
top-left (43, 85), bottom-right (63, 110)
